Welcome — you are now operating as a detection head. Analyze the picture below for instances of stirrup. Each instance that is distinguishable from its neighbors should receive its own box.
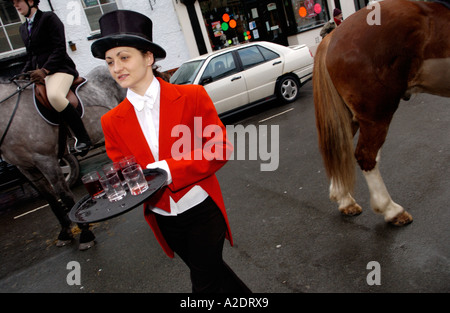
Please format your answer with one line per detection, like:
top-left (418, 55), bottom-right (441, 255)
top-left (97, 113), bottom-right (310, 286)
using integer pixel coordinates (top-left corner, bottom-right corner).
top-left (73, 137), bottom-right (91, 156)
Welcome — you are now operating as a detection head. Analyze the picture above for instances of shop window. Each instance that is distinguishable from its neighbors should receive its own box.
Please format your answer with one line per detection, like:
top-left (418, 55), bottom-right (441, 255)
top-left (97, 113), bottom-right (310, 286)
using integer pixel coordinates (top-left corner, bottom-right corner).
top-left (290, 0), bottom-right (329, 33)
top-left (81, 0), bottom-right (118, 32)
top-left (0, 1), bottom-right (24, 54)
top-left (354, 0), bottom-right (369, 10)
top-left (200, 0), bottom-right (247, 50)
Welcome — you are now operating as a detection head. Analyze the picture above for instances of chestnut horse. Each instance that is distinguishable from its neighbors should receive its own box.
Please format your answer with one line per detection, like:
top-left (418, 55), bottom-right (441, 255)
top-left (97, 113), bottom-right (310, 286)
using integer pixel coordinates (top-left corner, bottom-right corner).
top-left (313, 0), bottom-right (450, 226)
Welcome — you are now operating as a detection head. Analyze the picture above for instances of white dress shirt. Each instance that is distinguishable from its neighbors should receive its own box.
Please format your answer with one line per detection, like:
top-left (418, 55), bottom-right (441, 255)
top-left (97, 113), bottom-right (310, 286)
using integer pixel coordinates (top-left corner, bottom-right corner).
top-left (27, 12), bottom-right (36, 35)
top-left (127, 77), bottom-right (208, 216)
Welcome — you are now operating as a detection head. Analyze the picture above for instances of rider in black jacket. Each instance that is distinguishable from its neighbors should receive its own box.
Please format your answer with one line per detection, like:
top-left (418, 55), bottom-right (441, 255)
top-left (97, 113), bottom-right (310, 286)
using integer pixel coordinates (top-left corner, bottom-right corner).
top-left (12, 0), bottom-right (91, 156)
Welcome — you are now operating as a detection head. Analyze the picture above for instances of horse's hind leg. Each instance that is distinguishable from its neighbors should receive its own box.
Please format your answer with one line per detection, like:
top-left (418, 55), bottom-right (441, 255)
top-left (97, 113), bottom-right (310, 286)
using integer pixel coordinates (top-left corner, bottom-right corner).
top-left (356, 123), bottom-right (413, 226)
top-left (33, 156), bottom-right (95, 250)
top-left (329, 119), bottom-right (362, 216)
top-left (329, 178), bottom-right (362, 216)
top-left (17, 167), bottom-right (74, 245)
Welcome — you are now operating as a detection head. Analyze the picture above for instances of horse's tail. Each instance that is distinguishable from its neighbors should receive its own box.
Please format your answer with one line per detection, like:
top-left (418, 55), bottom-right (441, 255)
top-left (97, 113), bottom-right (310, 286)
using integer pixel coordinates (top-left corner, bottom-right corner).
top-left (313, 35), bottom-right (355, 195)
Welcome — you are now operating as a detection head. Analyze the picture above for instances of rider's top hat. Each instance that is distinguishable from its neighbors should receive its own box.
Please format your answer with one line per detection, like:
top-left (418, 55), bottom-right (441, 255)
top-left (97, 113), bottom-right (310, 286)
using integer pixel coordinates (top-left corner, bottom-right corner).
top-left (91, 10), bottom-right (166, 61)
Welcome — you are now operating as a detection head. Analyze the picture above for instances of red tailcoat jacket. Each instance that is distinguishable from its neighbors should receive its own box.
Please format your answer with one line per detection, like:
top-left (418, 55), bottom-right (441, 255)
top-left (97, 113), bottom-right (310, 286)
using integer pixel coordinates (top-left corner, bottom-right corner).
top-left (101, 78), bottom-right (233, 257)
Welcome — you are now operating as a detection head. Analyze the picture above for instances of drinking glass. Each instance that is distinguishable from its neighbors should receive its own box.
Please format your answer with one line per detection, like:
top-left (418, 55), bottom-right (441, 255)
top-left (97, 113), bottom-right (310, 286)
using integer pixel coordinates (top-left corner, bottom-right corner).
top-left (99, 172), bottom-right (127, 202)
top-left (81, 171), bottom-right (105, 199)
top-left (119, 155), bottom-right (136, 171)
top-left (122, 164), bottom-right (148, 195)
top-left (103, 162), bottom-right (125, 184)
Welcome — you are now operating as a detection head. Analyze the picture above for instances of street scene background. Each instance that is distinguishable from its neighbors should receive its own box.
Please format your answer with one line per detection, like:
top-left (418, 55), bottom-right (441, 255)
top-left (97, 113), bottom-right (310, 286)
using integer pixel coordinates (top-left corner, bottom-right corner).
top-left (0, 81), bottom-right (449, 293)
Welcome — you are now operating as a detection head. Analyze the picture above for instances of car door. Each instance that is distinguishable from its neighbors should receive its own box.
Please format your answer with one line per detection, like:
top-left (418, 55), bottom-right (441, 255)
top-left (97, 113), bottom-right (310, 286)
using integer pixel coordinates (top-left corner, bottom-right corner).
top-left (198, 52), bottom-right (248, 115)
top-left (236, 45), bottom-right (283, 103)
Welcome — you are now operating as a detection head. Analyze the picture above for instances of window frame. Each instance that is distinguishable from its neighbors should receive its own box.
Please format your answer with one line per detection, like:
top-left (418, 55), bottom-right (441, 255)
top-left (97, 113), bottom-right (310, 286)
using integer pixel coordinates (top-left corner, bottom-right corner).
top-left (0, 1), bottom-right (25, 57)
top-left (81, 0), bottom-right (119, 33)
top-left (287, 0), bottom-right (331, 35)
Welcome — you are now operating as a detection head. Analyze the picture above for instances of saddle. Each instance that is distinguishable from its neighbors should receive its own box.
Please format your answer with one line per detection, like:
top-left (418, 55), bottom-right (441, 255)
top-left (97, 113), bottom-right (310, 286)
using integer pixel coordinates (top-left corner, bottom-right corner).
top-left (32, 77), bottom-right (88, 158)
top-left (33, 76), bottom-right (87, 125)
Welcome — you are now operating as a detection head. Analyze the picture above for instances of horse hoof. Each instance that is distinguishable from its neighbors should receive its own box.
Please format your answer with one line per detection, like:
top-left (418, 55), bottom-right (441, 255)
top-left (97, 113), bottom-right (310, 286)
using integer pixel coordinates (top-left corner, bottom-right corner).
top-left (79, 240), bottom-right (95, 251)
top-left (78, 229), bottom-right (96, 251)
top-left (339, 203), bottom-right (363, 216)
top-left (388, 211), bottom-right (413, 226)
top-left (56, 227), bottom-right (73, 247)
top-left (56, 239), bottom-right (72, 247)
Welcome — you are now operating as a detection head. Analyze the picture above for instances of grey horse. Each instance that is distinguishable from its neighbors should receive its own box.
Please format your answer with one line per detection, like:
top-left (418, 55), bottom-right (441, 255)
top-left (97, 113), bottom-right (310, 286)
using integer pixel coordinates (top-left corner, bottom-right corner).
top-left (0, 65), bottom-right (126, 250)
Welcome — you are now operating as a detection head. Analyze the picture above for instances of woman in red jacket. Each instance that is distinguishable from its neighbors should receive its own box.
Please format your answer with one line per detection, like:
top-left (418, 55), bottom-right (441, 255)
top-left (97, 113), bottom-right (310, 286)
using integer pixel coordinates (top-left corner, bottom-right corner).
top-left (91, 10), bottom-right (250, 293)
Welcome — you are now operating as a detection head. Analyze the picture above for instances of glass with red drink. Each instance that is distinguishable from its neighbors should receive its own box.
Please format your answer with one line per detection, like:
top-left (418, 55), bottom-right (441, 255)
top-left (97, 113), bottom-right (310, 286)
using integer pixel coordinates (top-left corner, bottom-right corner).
top-left (81, 171), bottom-right (105, 199)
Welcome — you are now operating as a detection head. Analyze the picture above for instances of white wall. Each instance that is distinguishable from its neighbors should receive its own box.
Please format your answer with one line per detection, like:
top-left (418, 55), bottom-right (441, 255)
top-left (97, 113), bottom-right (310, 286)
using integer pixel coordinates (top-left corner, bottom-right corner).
top-left (287, 28), bottom-right (322, 56)
top-left (174, 0), bottom-right (216, 59)
top-left (48, 1), bottom-right (104, 76)
top-left (340, 0), bottom-right (357, 18)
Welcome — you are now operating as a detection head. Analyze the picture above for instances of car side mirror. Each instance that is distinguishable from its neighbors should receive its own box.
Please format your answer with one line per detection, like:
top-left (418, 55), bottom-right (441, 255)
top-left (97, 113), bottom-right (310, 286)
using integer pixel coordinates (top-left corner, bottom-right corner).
top-left (200, 76), bottom-right (213, 86)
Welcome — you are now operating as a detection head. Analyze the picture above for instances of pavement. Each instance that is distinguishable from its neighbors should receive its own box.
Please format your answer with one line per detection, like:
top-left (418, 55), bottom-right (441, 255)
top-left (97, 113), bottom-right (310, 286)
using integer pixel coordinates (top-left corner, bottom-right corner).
top-left (0, 81), bottom-right (449, 298)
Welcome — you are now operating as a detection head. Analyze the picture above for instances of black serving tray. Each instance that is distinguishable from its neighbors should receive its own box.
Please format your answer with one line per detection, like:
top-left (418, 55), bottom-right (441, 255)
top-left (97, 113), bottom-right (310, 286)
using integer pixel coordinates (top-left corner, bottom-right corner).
top-left (69, 168), bottom-right (167, 223)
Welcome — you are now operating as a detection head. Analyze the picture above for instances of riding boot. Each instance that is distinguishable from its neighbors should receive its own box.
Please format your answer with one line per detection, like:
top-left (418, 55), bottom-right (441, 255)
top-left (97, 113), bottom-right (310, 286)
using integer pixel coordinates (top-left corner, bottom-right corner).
top-left (60, 103), bottom-right (91, 157)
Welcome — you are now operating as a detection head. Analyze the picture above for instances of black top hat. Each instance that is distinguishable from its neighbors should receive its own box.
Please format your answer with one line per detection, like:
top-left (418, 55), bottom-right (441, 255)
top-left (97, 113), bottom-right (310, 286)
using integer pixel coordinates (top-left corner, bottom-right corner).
top-left (91, 10), bottom-right (166, 61)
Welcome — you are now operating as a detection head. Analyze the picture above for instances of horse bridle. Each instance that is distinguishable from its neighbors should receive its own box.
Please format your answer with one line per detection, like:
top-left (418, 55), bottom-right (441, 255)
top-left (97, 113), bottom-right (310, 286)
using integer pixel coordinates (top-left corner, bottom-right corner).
top-left (0, 74), bottom-right (33, 151)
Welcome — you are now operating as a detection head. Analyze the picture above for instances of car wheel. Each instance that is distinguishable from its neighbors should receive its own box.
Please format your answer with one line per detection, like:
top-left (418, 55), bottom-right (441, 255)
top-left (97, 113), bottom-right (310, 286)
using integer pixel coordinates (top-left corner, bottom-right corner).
top-left (277, 75), bottom-right (300, 103)
top-left (59, 154), bottom-right (80, 187)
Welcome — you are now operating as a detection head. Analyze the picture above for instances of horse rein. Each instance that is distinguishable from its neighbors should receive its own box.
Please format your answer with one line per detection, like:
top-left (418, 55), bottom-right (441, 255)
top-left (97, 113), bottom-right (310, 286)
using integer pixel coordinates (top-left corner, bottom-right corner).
top-left (0, 75), bottom-right (33, 151)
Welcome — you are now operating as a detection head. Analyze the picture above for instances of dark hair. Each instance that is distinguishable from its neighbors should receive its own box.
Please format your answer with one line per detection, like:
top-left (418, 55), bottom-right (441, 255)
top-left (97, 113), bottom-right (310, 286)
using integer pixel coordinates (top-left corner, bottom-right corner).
top-left (138, 49), bottom-right (171, 82)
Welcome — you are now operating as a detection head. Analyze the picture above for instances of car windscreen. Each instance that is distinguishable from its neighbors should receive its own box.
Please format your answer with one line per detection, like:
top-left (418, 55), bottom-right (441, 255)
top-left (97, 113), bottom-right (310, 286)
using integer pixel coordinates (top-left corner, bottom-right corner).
top-left (170, 60), bottom-right (205, 85)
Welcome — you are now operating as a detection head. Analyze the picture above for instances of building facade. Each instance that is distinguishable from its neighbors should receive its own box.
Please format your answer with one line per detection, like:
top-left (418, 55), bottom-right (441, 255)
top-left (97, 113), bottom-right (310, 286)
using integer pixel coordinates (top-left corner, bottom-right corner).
top-left (0, 0), bottom-right (370, 78)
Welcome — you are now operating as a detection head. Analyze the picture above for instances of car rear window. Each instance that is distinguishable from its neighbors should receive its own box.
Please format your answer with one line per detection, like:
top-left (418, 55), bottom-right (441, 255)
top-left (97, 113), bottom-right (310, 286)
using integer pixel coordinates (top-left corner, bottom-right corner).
top-left (258, 46), bottom-right (279, 61)
top-left (238, 45), bottom-right (280, 70)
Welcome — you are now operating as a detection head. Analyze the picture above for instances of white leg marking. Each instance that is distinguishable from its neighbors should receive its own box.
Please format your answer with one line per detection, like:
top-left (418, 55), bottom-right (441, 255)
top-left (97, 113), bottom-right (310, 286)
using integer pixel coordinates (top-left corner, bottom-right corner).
top-left (329, 178), bottom-right (357, 211)
top-left (362, 151), bottom-right (404, 221)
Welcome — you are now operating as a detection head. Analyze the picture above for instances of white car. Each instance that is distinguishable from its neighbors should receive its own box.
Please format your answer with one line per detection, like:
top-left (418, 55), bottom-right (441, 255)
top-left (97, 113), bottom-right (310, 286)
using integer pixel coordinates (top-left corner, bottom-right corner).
top-left (170, 41), bottom-right (314, 117)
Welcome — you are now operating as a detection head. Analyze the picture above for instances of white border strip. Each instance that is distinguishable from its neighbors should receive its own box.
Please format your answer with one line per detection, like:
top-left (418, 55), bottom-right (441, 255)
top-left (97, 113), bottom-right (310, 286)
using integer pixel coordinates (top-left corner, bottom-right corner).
top-left (258, 108), bottom-right (294, 123)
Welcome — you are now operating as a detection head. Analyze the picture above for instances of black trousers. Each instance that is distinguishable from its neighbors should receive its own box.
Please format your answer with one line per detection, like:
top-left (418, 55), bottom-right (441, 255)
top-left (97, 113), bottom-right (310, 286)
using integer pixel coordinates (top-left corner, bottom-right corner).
top-left (155, 197), bottom-right (251, 293)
